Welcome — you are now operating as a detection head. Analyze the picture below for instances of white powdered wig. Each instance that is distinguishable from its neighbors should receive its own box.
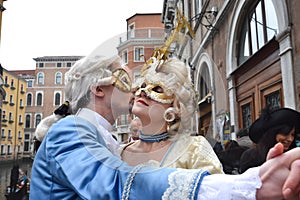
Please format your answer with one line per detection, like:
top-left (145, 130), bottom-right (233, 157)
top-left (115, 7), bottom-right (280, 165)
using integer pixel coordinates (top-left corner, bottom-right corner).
top-left (35, 54), bottom-right (122, 142)
top-left (139, 57), bottom-right (198, 139)
top-left (65, 54), bottom-right (122, 113)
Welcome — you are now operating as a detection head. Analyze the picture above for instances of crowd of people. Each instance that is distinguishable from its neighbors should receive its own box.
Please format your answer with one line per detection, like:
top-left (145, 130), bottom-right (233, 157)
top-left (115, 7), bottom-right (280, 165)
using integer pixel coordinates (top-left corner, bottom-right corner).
top-left (213, 107), bottom-right (300, 175)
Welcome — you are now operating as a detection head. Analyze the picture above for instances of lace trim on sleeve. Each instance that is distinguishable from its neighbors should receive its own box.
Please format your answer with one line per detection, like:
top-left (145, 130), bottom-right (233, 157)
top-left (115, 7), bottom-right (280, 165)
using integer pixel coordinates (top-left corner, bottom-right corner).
top-left (163, 169), bottom-right (209, 200)
top-left (197, 167), bottom-right (262, 200)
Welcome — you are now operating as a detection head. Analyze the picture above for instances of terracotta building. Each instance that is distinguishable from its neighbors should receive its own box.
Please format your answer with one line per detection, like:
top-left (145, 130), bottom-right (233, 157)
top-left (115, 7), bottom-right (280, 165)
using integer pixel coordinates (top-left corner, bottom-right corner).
top-left (162, 0), bottom-right (300, 145)
top-left (118, 13), bottom-right (165, 73)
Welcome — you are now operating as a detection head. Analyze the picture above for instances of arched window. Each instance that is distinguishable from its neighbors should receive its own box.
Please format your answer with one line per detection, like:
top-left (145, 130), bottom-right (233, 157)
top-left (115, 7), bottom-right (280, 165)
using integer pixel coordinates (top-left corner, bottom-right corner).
top-left (199, 65), bottom-right (211, 99)
top-left (233, 0), bottom-right (282, 130)
top-left (37, 93), bottom-right (43, 106)
top-left (25, 115), bottom-right (31, 128)
top-left (238, 0), bottom-right (278, 65)
top-left (55, 72), bottom-right (62, 84)
top-left (54, 93), bottom-right (61, 106)
top-left (26, 93), bottom-right (32, 106)
top-left (37, 72), bottom-right (44, 84)
top-left (35, 114), bottom-right (42, 127)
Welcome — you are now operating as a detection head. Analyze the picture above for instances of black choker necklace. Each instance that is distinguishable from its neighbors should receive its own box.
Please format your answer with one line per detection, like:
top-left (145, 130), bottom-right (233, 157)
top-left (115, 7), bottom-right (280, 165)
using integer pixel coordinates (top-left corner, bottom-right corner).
top-left (139, 131), bottom-right (169, 143)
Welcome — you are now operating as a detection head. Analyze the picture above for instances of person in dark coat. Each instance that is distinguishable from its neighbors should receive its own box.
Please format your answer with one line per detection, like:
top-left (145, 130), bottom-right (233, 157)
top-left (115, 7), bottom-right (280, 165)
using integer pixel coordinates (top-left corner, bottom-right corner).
top-left (10, 164), bottom-right (19, 193)
top-left (240, 107), bottom-right (300, 173)
top-left (217, 140), bottom-right (248, 174)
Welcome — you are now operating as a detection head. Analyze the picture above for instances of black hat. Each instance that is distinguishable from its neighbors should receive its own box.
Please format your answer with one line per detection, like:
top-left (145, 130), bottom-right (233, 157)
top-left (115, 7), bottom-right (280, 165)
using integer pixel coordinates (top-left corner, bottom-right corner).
top-left (249, 107), bottom-right (300, 143)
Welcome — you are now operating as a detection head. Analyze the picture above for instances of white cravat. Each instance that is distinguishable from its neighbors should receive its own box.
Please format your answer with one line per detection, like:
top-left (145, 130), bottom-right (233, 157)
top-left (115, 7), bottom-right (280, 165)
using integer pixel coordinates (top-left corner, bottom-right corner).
top-left (76, 108), bottom-right (120, 157)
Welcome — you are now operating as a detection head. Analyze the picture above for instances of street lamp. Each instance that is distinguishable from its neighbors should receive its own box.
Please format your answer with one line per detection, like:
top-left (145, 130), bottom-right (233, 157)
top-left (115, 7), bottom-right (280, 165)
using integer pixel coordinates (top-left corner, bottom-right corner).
top-left (190, 6), bottom-right (218, 31)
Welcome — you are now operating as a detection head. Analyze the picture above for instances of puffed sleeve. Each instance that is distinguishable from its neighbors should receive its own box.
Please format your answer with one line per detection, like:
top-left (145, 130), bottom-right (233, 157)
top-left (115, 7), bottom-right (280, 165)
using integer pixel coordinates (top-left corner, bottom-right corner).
top-left (161, 136), bottom-right (224, 174)
top-left (187, 136), bottom-right (224, 174)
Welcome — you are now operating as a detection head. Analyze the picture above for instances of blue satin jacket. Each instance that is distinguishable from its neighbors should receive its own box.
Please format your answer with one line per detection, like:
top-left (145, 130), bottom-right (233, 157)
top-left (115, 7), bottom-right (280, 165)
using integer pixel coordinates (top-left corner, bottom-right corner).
top-left (30, 114), bottom-right (208, 199)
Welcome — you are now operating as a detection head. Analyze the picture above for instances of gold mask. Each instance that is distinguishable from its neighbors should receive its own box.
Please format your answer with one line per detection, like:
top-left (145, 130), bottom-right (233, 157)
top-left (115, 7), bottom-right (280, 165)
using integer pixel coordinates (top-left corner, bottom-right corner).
top-left (135, 80), bottom-right (174, 104)
top-left (111, 68), bottom-right (132, 93)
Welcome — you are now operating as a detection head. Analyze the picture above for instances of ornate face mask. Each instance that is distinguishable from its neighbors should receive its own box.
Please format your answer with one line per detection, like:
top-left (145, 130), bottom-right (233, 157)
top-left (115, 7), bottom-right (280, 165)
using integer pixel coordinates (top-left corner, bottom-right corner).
top-left (135, 79), bottom-right (174, 104)
top-left (111, 68), bottom-right (132, 93)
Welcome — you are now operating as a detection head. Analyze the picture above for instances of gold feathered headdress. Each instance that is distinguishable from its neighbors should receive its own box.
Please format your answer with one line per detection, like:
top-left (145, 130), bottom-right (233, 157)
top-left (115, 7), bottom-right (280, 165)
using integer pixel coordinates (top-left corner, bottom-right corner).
top-left (141, 8), bottom-right (195, 75)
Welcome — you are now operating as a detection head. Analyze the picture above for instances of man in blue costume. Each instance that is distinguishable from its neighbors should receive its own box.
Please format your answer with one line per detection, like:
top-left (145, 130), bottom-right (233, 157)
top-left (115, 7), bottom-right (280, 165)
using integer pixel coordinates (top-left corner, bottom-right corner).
top-left (30, 53), bottom-right (300, 199)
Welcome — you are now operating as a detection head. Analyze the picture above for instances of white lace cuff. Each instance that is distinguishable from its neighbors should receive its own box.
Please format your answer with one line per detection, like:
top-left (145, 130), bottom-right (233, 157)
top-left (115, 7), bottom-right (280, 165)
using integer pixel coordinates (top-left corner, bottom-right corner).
top-left (198, 167), bottom-right (262, 200)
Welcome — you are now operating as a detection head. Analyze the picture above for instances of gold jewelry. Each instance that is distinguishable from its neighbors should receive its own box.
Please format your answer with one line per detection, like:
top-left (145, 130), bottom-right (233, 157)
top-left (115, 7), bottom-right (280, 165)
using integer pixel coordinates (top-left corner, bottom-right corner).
top-left (164, 107), bottom-right (177, 122)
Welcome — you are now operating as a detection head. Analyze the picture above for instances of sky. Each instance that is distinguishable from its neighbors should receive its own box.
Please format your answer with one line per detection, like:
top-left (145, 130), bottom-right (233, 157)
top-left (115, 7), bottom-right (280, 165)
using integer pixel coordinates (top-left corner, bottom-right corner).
top-left (0, 0), bottom-right (164, 70)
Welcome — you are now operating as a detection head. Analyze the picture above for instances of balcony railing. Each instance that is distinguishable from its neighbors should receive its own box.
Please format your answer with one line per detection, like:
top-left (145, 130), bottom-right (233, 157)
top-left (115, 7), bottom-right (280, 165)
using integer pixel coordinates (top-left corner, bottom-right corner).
top-left (119, 28), bottom-right (165, 44)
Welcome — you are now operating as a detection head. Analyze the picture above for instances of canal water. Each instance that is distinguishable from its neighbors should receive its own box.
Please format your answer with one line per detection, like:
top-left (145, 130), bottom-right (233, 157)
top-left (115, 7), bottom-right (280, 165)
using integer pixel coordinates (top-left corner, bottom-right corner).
top-left (0, 159), bottom-right (33, 199)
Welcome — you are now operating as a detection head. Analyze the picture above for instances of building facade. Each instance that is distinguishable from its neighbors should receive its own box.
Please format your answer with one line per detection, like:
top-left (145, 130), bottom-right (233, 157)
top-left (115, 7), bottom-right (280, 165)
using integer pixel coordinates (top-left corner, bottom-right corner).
top-left (0, 0), bottom-right (7, 146)
top-left (28, 56), bottom-right (82, 153)
top-left (162, 0), bottom-right (300, 144)
top-left (10, 56), bottom-right (82, 159)
top-left (11, 70), bottom-right (35, 158)
top-left (118, 13), bottom-right (165, 74)
top-left (0, 69), bottom-right (26, 161)
top-left (0, 66), bottom-right (6, 143)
